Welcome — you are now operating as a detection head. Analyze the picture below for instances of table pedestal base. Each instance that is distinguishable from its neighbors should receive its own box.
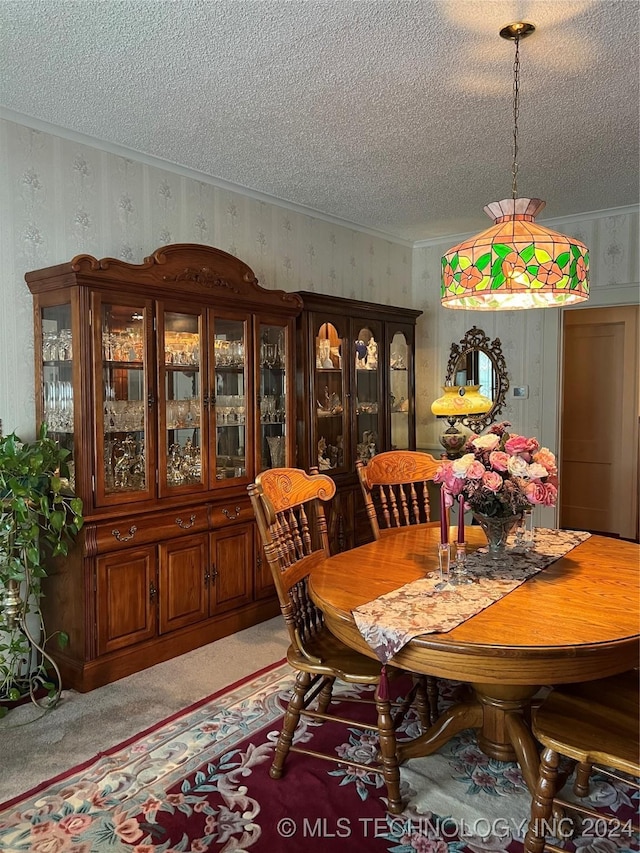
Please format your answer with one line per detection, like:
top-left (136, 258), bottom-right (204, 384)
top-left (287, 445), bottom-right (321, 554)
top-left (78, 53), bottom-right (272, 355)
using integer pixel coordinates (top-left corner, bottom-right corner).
top-left (397, 683), bottom-right (541, 795)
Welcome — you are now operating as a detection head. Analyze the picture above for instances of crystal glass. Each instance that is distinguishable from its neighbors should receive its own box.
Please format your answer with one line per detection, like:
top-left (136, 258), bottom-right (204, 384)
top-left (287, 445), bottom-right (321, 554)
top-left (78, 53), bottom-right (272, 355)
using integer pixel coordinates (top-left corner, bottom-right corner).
top-left (452, 541), bottom-right (473, 584)
top-left (434, 543), bottom-right (456, 591)
top-left (473, 511), bottom-right (522, 558)
top-left (100, 302), bottom-right (147, 494)
top-left (522, 508), bottom-right (536, 551)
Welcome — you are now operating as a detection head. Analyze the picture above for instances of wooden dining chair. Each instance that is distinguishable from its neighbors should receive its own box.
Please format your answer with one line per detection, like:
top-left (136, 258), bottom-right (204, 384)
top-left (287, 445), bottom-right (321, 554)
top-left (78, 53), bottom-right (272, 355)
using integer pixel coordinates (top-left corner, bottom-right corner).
top-left (248, 466), bottom-right (430, 814)
top-left (356, 450), bottom-right (442, 540)
top-left (524, 670), bottom-right (639, 853)
top-left (357, 450), bottom-right (442, 721)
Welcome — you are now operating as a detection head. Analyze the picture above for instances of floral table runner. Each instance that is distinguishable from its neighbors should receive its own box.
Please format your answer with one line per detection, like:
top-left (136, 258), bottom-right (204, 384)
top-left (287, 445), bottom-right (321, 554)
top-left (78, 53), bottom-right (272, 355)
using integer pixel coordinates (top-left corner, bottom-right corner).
top-left (353, 528), bottom-right (591, 663)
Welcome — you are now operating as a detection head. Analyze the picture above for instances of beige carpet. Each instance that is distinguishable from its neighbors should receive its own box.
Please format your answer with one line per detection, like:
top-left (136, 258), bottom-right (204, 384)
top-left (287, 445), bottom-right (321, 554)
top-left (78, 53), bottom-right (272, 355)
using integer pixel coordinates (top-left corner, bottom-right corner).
top-left (0, 616), bottom-right (288, 804)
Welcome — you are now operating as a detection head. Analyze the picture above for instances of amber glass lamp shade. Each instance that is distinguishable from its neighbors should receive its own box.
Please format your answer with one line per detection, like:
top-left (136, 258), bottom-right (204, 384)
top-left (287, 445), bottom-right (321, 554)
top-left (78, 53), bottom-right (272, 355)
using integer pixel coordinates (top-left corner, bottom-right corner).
top-left (441, 198), bottom-right (590, 310)
top-left (431, 384), bottom-right (492, 418)
top-left (431, 385), bottom-right (492, 459)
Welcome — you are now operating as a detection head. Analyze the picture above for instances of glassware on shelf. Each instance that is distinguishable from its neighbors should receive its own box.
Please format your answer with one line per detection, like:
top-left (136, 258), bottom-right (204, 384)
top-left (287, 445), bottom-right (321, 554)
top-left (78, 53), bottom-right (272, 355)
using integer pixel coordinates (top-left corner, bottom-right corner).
top-left (266, 435), bottom-right (285, 468)
top-left (164, 330), bottom-right (199, 365)
top-left (215, 337), bottom-right (245, 367)
top-left (167, 397), bottom-right (200, 429)
top-left (102, 326), bottom-right (144, 362)
top-left (166, 439), bottom-right (202, 486)
top-left (104, 399), bottom-right (145, 432)
top-left (260, 395), bottom-right (285, 423)
top-left (43, 380), bottom-right (74, 432)
top-left (42, 328), bottom-right (73, 361)
top-left (106, 434), bottom-right (146, 491)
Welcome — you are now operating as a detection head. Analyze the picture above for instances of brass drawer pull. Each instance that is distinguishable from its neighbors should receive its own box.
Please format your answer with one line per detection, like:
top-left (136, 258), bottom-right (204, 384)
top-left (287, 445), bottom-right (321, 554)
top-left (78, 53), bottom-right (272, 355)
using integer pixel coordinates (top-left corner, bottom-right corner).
top-left (175, 514), bottom-right (196, 529)
top-left (221, 506), bottom-right (241, 521)
top-left (112, 525), bottom-right (137, 542)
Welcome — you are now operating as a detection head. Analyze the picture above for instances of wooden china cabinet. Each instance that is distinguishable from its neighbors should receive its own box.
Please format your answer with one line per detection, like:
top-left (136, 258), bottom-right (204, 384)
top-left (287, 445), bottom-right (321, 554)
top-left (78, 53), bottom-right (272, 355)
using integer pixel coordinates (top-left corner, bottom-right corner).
top-left (295, 292), bottom-right (422, 552)
top-left (26, 244), bottom-right (302, 691)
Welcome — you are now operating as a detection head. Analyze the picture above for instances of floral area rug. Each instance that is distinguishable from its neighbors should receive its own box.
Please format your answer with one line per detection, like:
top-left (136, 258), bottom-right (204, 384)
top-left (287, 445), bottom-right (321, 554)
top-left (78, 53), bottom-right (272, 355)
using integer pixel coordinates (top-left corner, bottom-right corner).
top-left (0, 661), bottom-right (637, 853)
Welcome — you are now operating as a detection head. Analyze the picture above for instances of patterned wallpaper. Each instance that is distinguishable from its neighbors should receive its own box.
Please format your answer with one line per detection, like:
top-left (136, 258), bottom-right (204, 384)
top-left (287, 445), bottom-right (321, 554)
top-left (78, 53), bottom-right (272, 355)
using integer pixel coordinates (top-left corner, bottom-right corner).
top-left (0, 118), bottom-right (412, 436)
top-left (1, 117), bottom-right (637, 454)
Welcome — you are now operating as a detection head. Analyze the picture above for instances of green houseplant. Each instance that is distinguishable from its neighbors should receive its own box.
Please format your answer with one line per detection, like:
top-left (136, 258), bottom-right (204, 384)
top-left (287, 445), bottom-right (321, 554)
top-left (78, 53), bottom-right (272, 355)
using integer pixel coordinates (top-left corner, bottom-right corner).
top-left (0, 424), bottom-right (83, 716)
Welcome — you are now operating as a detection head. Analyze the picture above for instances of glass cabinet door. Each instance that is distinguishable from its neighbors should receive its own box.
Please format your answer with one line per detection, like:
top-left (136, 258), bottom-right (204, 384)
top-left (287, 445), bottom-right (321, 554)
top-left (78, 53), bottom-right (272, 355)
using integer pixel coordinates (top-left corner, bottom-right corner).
top-left (258, 321), bottom-right (288, 470)
top-left (95, 296), bottom-right (154, 505)
top-left (41, 302), bottom-right (75, 488)
top-left (314, 321), bottom-right (347, 473)
top-left (353, 320), bottom-right (383, 463)
top-left (389, 330), bottom-right (411, 450)
top-left (158, 307), bottom-right (205, 494)
top-left (211, 315), bottom-right (248, 483)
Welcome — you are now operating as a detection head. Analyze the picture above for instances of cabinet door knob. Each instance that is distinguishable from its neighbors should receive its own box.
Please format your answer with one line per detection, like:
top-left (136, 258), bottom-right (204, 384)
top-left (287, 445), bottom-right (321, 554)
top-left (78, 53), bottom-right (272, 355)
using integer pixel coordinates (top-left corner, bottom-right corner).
top-left (175, 514), bottom-right (196, 529)
top-left (149, 581), bottom-right (157, 601)
top-left (148, 392), bottom-right (155, 408)
top-left (112, 525), bottom-right (137, 542)
top-left (210, 565), bottom-right (218, 582)
top-left (221, 506), bottom-right (241, 521)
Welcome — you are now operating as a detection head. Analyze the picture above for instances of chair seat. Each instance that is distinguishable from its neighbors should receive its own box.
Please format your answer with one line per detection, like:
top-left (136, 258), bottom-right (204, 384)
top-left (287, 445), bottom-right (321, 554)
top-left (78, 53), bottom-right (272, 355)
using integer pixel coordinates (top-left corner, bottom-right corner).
top-left (286, 625), bottom-right (395, 684)
top-left (532, 671), bottom-right (639, 775)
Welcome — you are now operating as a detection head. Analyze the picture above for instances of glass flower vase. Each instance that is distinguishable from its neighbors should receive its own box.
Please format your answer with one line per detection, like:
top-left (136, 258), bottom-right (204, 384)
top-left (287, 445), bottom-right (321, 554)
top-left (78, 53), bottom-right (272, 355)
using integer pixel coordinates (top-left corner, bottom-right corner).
top-left (473, 511), bottom-right (522, 557)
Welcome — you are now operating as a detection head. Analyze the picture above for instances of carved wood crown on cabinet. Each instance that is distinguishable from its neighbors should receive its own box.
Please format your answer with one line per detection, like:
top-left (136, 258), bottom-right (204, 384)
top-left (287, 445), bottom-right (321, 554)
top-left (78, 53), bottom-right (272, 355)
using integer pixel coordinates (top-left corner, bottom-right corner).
top-left (26, 244), bottom-right (302, 692)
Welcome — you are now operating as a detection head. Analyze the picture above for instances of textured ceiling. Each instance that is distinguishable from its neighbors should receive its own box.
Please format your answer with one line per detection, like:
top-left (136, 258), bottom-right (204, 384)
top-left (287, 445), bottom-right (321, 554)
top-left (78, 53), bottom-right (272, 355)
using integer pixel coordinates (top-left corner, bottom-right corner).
top-left (1, 0), bottom-right (638, 242)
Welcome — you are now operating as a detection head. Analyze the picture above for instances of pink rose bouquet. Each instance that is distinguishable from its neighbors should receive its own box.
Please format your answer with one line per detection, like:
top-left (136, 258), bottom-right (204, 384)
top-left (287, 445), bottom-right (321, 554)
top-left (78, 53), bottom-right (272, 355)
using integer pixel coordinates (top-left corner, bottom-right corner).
top-left (434, 421), bottom-right (558, 517)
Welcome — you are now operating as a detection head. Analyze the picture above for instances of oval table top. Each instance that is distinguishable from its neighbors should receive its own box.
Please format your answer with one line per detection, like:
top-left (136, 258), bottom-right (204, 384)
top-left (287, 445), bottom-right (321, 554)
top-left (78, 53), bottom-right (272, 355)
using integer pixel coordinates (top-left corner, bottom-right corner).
top-left (309, 526), bottom-right (640, 685)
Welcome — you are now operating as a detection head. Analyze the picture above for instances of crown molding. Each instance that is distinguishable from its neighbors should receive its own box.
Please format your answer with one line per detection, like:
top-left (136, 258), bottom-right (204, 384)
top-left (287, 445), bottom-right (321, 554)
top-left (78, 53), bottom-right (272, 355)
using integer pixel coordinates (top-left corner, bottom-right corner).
top-left (0, 108), bottom-right (413, 248)
top-left (3, 108), bottom-right (636, 253)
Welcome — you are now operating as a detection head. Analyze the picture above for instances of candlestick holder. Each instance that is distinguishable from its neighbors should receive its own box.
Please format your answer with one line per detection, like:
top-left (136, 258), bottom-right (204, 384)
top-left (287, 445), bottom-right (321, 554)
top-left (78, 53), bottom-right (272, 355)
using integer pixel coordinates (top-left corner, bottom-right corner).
top-left (434, 543), bottom-right (456, 591)
top-left (452, 541), bottom-right (473, 584)
top-left (522, 509), bottom-right (535, 551)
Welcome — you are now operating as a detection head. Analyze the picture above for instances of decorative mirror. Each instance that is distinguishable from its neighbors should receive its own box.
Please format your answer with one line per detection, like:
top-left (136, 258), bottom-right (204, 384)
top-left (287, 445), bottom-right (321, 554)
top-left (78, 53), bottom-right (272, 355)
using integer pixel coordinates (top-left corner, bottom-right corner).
top-left (445, 326), bottom-right (509, 431)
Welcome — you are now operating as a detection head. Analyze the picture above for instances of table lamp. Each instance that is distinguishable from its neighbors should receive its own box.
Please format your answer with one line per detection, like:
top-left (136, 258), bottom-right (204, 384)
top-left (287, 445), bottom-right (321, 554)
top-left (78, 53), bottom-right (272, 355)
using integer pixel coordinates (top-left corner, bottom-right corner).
top-left (431, 384), bottom-right (492, 458)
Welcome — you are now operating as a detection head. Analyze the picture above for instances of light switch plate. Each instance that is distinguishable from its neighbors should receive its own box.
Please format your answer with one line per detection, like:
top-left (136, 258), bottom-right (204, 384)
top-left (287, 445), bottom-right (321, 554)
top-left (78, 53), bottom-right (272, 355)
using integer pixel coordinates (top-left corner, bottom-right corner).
top-left (513, 385), bottom-right (529, 399)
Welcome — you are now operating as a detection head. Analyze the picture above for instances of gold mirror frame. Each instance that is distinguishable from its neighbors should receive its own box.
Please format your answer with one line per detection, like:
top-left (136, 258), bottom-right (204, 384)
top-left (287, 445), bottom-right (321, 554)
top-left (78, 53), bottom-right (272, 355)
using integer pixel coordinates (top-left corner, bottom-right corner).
top-left (445, 326), bottom-right (509, 432)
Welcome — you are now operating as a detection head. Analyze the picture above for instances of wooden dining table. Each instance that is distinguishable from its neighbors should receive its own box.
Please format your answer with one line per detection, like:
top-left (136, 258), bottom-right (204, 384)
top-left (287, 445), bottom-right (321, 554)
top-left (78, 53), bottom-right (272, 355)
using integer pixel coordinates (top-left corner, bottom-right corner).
top-left (308, 525), bottom-right (640, 795)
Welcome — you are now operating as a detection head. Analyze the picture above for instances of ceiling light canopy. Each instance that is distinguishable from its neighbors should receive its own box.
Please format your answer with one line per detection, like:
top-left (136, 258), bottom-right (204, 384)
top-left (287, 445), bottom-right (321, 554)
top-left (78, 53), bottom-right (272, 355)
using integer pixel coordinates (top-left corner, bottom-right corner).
top-left (441, 22), bottom-right (589, 311)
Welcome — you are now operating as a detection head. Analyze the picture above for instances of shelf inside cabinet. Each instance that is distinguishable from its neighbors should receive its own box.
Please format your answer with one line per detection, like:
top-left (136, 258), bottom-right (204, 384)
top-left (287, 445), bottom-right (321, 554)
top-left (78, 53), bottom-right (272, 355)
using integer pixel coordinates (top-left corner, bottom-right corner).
top-left (214, 365), bottom-right (244, 373)
top-left (104, 360), bottom-right (144, 368)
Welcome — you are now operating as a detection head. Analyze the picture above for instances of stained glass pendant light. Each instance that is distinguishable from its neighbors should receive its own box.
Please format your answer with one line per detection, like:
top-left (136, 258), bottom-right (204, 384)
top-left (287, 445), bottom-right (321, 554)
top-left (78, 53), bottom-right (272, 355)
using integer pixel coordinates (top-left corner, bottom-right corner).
top-left (441, 22), bottom-right (589, 310)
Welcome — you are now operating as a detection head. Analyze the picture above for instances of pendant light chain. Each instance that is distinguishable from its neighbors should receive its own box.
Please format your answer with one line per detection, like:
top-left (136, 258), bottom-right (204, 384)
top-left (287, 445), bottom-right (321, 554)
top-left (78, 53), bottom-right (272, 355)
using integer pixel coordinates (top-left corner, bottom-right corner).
top-left (511, 33), bottom-right (521, 200)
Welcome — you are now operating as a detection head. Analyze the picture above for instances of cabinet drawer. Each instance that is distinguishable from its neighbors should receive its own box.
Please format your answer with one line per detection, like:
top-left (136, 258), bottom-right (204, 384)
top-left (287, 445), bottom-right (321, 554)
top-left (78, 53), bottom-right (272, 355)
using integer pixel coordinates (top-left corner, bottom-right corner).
top-left (90, 506), bottom-right (209, 554)
top-left (209, 498), bottom-right (252, 529)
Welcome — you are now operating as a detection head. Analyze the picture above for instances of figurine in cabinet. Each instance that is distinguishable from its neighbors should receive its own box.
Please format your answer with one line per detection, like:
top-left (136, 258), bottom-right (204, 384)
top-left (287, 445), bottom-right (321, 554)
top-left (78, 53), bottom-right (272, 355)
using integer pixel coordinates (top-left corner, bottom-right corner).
top-left (316, 338), bottom-right (333, 369)
top-left (366, 336), bottom-right (378, 369)
top-left (357, 430), bottom-right (378, 462)
top-left (355, 339), bottom-right (367, 369)
top-left (318, 436), bottom-right (331, 470)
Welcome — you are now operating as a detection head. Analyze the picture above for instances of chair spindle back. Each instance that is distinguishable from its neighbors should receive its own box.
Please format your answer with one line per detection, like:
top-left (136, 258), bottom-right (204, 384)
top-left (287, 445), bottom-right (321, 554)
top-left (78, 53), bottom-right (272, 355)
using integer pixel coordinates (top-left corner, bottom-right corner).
top-left (357, 451), bottom-right (441, 539)
top-left (249, 467), bottom-right (336, 651)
